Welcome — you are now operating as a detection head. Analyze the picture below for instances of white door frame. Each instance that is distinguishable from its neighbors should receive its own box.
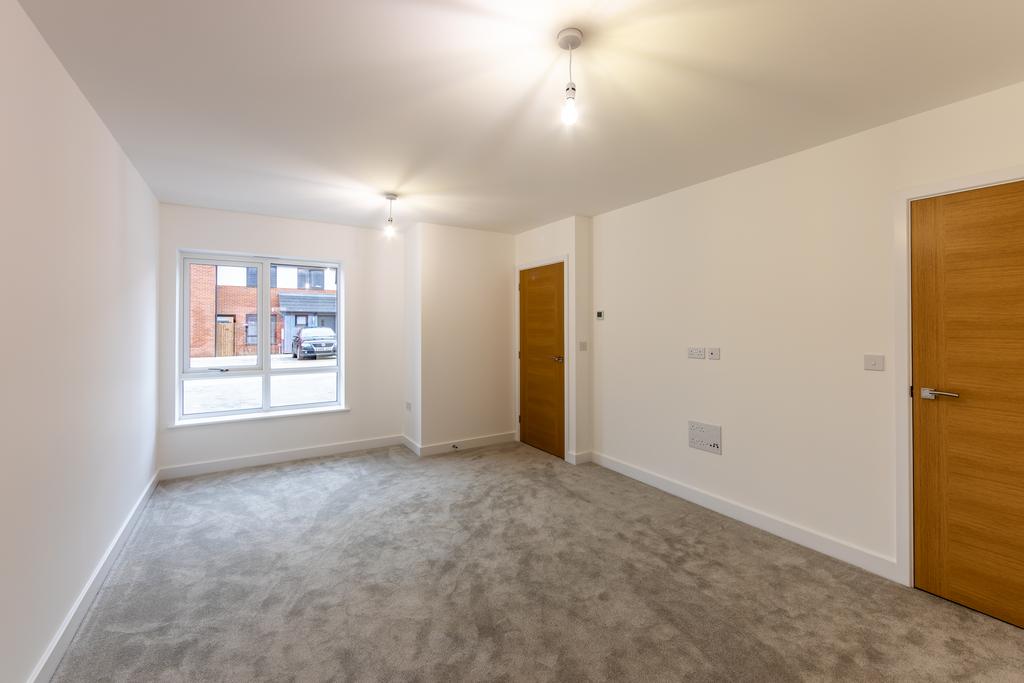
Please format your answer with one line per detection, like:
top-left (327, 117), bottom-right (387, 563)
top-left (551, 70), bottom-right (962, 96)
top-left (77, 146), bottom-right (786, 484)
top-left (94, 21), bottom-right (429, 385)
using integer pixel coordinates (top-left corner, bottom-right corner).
top-left (892, 164), bottom-right (1024, 586)
top-left (514, 256), bottom-right (571, 460)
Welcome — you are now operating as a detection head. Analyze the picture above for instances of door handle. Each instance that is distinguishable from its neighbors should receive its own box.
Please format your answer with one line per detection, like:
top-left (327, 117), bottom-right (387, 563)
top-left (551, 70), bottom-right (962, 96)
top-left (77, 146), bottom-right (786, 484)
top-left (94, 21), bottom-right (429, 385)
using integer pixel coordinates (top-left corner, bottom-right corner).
top-left (920, 387), bottom-right (959, 400)
top-left (552, 355), bottom-right (564, 363)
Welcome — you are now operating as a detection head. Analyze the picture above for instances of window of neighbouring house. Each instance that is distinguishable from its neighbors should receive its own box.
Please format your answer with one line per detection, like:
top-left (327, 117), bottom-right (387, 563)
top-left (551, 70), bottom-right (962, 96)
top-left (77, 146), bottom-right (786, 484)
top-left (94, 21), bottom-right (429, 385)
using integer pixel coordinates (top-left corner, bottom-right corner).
top-left (245, 314), bottom-right (259, 345)
top-left (180, 254), bottom-right (343, 421)
top-left (296, 267), bottom-right (326, 290)
top-left (310, 268), bottom-right (325, 289)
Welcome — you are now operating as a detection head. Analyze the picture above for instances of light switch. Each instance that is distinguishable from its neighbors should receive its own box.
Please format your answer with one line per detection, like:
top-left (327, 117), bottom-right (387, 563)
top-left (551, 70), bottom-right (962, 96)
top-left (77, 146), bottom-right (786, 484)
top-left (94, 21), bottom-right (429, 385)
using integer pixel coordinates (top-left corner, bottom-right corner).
top-left (864, 354), bottom-right (885, 371)
top-left (579, 341), bottom-right (588, 352)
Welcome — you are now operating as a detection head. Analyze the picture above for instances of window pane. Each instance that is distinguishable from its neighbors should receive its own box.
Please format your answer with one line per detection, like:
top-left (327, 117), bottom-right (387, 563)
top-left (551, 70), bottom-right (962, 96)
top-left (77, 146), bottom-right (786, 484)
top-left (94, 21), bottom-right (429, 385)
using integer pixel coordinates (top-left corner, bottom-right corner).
top-left (183, 376), bottom-right (263, 415)
top-left (271, 263), bottom-right (339, 369)
top-left (188, 262), bottom-right (258, 369)
top-left (270, 372), bottom-right (337, 408)
top-left (246, 266), bottom-right (258, 288)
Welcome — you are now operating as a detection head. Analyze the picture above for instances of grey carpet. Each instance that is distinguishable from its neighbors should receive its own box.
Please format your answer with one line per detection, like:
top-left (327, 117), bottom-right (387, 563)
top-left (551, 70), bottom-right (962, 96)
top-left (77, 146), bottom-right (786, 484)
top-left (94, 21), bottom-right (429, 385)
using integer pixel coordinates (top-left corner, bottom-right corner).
top-left (54, 442), bottom-right (1024, 682)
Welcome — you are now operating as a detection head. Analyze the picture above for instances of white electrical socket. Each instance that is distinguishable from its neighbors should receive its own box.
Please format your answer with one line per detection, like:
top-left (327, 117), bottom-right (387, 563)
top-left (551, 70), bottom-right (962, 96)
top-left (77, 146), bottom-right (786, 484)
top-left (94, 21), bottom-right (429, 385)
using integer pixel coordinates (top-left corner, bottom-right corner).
top-left (688, 347), bottom-right (706, 359)
top-left (688, 421), bottom-right (722, 455)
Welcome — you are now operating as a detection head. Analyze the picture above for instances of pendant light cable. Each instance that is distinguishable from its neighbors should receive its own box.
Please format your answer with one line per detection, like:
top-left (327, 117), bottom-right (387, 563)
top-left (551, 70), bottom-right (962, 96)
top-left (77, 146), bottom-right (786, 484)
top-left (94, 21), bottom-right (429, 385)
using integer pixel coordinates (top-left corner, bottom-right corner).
top-left (557, 28), bottom-right (582, 125)
top-left (383, 192), bottom-right (398, 237)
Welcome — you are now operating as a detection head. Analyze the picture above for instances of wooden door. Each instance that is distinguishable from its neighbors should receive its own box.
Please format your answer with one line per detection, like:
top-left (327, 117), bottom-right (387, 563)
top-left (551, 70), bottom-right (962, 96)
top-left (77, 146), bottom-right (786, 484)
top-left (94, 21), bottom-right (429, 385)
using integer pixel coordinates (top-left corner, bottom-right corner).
top-left (911, 180), bottom-right (1024, 627)
top-left (519, 262), bottom-right (565, 458)
top-left (216, 319), bottom-right (235, 357)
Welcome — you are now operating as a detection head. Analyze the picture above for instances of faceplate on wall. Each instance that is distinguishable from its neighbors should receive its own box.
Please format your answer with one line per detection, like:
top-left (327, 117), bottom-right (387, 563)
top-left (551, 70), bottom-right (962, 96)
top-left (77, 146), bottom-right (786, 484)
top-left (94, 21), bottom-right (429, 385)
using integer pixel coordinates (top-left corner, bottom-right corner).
top-left (688, 421), bottom-right (722, 454)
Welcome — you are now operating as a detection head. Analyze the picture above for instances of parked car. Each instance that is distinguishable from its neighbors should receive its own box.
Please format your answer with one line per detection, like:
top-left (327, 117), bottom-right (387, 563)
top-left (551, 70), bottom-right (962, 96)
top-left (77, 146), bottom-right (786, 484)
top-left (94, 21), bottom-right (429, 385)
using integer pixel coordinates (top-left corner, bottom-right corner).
top-left (291, 327), bottom-right (337, 359)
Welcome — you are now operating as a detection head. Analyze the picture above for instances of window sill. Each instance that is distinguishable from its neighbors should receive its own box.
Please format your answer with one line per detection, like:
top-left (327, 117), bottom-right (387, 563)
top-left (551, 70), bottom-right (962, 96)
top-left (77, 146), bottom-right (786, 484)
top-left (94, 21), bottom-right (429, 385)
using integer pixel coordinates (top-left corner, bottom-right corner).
top-left (170, 405), bottom-right (349, 429)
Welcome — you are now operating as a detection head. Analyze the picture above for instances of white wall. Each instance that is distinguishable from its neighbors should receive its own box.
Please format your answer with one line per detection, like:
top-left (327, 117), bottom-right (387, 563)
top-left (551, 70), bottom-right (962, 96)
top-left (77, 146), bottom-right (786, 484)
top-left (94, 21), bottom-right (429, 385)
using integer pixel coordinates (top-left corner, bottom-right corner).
top-left (572, 218), bottom-right (593, 457)
top-left (158, 204), bottom-right (405, 470)
top-left (515, 216), bottom-right (593, 461)
top-left (590, 80), bottom-right (1024, 582)
top-left (418, 223), bottom-right (515, 448)
top-left (403, 224), bottom-right (423, 445)
top-left (0, 1), bottom-right (159, 680)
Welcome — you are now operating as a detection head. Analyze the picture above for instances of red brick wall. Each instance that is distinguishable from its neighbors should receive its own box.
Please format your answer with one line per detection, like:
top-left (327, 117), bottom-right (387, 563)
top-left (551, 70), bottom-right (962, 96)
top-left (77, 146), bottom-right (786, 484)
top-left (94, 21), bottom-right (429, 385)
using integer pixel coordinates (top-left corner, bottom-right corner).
top-left (214, 285), bottom-right (260, 355)
top-left (189, 264), bottom-right (216, 358)
top-left (189, 267), bottom-right (313, 357)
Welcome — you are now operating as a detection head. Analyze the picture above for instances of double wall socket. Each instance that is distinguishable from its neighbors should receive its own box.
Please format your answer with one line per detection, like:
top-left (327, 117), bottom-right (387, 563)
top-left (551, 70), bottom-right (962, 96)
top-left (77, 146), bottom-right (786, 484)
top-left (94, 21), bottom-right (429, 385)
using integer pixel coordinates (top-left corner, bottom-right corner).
top-left (688, 421), bottom-right (722, 455)
top-left (689, 346), bottom-right (721, 360)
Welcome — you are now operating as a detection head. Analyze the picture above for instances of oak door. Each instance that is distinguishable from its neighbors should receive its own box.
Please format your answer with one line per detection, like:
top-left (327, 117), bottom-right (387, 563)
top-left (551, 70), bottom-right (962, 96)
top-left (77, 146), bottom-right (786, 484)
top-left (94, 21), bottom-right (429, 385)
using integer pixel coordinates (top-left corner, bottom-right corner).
top-left (912, 180), bottom-right (1024, 627)
top-left (519, 262), bottom-right (565, 458)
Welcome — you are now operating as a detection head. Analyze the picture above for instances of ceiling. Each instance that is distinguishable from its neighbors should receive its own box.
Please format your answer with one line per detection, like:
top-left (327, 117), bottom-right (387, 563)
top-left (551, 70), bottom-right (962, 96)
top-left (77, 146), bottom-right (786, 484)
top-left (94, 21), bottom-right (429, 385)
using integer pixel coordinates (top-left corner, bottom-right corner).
top-left (20, 0), bottom-right (1024, 233)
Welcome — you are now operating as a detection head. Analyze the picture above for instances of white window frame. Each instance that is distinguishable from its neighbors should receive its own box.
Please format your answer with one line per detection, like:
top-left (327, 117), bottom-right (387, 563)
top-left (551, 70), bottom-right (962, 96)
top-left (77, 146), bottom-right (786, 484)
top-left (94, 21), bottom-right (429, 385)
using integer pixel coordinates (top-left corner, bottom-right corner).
top-left (178, 252), bottom-right (343, 423)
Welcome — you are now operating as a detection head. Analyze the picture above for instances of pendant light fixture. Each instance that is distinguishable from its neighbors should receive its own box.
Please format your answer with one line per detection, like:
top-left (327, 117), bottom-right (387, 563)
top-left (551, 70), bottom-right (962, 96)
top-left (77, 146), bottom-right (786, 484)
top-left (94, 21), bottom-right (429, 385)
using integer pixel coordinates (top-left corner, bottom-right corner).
top-left (557, 28), bottom-right (583, 125)
top-left (383, 193), bottom-right (397, 238)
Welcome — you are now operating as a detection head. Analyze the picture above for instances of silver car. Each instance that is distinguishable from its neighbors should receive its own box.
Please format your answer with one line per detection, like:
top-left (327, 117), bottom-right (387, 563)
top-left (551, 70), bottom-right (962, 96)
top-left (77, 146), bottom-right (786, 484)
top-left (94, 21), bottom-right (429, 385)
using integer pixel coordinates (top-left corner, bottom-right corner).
top-left (291, 327), bottom-right (337, 359)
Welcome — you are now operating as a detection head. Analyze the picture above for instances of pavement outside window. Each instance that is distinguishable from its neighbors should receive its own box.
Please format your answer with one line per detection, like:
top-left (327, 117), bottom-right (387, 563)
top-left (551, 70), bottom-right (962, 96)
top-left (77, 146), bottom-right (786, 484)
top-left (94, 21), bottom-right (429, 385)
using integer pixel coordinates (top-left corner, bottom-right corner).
top-left (184, 356), bottom-right (338, 414)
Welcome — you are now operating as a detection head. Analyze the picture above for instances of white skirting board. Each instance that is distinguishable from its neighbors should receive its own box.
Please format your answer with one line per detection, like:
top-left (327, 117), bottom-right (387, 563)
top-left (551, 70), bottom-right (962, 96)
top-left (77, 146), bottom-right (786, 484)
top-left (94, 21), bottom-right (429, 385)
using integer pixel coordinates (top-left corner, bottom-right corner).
top-left (29, 472), bottom-right (159, 683)
top-left (566, 451), bottom-right (592, 465)
top-left (589, 451), bottom-right (902, 583)
top-left (160, 432), bottom-right (517, 479)
top-left (403, 432), bottom-right (516, 457)
top-left (158, 435), bottom-right (406, 480)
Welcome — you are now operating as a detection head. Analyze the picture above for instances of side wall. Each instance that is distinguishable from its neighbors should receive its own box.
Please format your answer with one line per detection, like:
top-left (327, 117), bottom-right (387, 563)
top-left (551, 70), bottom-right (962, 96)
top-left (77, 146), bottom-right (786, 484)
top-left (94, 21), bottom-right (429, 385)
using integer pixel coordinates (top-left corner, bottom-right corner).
top-left (0, 1), bottom-right (160, 679)
top-left (157, 204), bottom-right (405, 472)
top-left (590, 80), bottom-right (1024, 581)
top-left (419, 223), bottom-right (515, 449)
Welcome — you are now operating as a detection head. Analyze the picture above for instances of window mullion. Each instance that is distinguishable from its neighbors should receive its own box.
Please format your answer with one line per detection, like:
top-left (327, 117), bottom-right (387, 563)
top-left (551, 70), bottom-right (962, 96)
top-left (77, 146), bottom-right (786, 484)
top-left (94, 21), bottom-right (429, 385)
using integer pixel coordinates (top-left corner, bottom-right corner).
top-left (261, 259), bottom-right (272, 410)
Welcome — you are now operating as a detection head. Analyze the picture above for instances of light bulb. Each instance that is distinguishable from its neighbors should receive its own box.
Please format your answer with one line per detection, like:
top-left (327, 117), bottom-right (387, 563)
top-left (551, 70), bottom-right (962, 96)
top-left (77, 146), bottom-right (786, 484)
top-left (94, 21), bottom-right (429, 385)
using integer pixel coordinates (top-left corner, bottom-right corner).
top-left (384, 218), bottom-right (396, 238)
top-left (561, 98), bottom-right (578, 125)
top-left (561, 81), bottom-right (578, 125)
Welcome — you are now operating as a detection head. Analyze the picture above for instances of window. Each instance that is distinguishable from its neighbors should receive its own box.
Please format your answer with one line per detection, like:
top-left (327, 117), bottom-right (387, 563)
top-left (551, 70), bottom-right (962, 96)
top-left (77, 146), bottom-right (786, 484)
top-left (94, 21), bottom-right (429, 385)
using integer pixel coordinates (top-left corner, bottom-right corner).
top-left (180, 254), bottom-right (342, 420)
top-left (297, 267), bottom-right (325, 290)
top-left (245, 314), bottom-right (258, 345)
top-left (310, 268), bottom-right (325, 289)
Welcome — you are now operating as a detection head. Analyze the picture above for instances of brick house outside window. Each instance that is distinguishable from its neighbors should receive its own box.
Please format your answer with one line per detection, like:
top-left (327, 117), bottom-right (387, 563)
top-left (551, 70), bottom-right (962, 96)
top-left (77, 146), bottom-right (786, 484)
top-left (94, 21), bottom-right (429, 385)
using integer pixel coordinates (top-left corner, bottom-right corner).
top-left (189, 264), bottom-right (338, 358)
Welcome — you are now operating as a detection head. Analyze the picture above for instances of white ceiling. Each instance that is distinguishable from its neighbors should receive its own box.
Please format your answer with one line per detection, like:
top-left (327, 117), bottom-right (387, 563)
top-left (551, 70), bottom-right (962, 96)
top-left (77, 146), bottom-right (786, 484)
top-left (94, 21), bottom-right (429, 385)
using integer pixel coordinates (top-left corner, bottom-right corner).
top-left (20, 0), bottom-right (1024, 233)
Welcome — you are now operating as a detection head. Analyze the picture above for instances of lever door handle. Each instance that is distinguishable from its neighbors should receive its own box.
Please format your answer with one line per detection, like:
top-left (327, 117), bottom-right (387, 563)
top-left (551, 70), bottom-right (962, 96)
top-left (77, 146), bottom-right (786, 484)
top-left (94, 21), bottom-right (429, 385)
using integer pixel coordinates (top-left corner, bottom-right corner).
top-left (920, 387), bottom-right (959, 400)
top-left (552, 355), bottom-right (564, 363)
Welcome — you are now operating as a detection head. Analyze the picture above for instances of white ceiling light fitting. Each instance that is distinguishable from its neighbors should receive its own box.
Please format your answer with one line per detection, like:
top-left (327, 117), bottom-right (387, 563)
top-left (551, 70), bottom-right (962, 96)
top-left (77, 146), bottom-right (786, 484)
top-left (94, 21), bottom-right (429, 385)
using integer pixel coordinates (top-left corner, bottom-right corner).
top-left (557, 27), bottom-right (583, 125)
top-left (383, 193), bottom-right (398, 238)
